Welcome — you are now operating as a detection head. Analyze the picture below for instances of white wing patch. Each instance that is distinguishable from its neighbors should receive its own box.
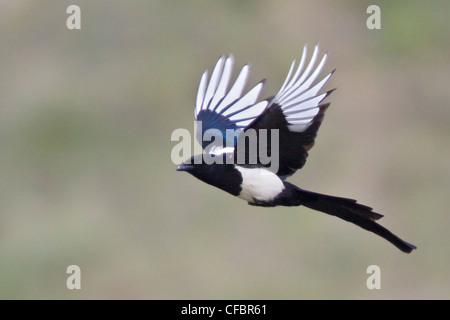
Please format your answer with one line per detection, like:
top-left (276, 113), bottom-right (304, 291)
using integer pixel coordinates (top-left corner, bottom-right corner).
top-left (271, 44), bottom-right (332, 132)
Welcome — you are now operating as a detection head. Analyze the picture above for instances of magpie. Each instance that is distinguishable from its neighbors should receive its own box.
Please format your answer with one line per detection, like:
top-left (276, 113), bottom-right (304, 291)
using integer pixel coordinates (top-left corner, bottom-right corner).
top-left (176, 44), bottom-right (416, 253)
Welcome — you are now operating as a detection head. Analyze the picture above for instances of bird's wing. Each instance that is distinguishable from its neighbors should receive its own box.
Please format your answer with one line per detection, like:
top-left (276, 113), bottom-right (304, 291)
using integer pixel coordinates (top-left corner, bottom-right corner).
top-left (194, 55), bottom-right (268, 152)
top-left (235, 44), bottom-right (334, 178)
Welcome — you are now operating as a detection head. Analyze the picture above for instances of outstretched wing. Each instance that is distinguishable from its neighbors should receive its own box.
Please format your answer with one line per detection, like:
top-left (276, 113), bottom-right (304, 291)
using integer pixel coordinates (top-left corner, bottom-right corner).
top-left (235, 44), bottom-right (334, 178)
top-left (194, 55), bottom-right (268, 151)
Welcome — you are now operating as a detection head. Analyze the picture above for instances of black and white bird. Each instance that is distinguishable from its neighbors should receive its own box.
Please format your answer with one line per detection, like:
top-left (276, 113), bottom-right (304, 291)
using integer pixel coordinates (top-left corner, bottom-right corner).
top-left (176, 44), bottom-right (416, 253)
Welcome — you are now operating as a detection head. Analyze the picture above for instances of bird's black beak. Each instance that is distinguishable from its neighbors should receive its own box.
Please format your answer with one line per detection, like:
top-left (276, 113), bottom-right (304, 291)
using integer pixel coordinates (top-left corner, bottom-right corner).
top-left (177, 155), bottom-right (201, 172)
top-left (176, 163), bottom-right (193, 172)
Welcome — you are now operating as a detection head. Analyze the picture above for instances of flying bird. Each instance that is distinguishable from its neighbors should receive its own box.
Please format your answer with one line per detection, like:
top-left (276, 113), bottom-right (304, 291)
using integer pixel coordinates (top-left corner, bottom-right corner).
top-left (176, 44), bottom-right (416, 253)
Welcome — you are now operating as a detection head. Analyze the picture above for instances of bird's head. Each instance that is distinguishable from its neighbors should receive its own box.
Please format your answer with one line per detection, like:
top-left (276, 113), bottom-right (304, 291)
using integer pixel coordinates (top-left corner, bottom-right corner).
top-left (176, 154), bottom-right (207, 174)
top-left (176, 153), bottom-right (238, 190)
top-left (176, 153), bottom-right (230, 173)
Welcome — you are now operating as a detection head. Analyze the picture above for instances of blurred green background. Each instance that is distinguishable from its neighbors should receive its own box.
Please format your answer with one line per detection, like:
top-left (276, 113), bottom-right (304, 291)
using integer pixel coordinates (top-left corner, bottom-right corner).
top-left (0, 0), bottom-right (449, 299)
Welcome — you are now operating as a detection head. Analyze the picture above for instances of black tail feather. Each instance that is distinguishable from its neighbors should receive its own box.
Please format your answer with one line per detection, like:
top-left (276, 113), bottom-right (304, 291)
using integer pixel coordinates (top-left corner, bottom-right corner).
top-left (293, 187), bottom-right (416, 253)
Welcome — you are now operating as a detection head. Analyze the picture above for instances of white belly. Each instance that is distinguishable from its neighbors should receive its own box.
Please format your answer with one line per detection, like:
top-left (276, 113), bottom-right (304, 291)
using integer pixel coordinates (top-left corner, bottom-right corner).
top-left (235, 167), bottom-right (285, 202)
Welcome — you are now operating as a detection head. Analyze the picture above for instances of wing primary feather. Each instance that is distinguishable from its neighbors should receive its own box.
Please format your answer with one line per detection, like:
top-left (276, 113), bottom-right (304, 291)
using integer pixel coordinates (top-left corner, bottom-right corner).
top-left (283, 71), bottom-right (332, 109)
top-left (214, 64), bottom-right (250, 114)
top-left (220, 80), bottom-right (265, 117)
top-left (282, 45), bottom-right (308, 95)
top-left (227, 99), bottom-right (268, 121)
top-left (195, 70), bottom-right (208, 117)
top-left (210, 55), bottom-right (234, 112)
top-left (283, 95), bottom-right (326, 117)
top-left (281, 88), bottom-right (328, 112)
top-left (277, 60), bottom-right (296, 95)
top-left (202, 55), bottom-right (225, 111)
top-left (284, 52), bottom-right (328, 101)
top-left (278, 44), bottom-right (319, 102)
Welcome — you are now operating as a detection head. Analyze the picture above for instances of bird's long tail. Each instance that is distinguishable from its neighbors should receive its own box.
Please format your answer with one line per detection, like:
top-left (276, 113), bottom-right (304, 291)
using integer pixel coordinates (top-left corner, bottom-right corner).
top-left (292, 186), bottom-right (416, 253)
